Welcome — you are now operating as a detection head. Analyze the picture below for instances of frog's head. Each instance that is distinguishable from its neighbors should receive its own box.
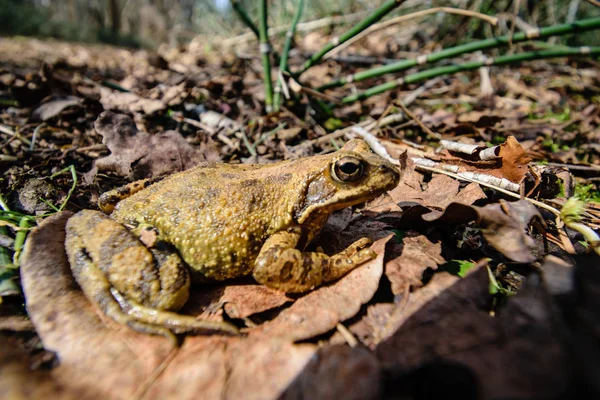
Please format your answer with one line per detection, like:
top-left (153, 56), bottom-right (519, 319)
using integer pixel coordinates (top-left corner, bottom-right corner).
top-left (295, 139), bottom-right (401, 224)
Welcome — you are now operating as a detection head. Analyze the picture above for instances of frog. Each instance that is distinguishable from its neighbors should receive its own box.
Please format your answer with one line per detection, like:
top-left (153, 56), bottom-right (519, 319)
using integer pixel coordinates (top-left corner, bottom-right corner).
top-left (64, 139), bottom-right (401, 339)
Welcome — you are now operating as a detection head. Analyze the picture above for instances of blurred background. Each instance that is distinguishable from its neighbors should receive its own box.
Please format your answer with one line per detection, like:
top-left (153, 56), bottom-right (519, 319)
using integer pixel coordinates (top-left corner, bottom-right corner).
top-left (1, 0), bottom-right (599, 49)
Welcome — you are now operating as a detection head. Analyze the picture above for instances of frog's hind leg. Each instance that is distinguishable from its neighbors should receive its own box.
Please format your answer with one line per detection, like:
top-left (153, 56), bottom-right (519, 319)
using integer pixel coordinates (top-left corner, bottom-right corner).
top-left (66, 243), bottom-right (178, 343)
top-left (65, 210), bottom-right (238, 339)
top-left (253, 228), bottom-right (375, 293)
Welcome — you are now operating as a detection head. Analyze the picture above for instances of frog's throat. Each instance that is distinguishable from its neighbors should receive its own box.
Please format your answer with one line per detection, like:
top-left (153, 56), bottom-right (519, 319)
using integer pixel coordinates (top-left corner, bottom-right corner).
top-left (296, 190), bottom-right (385, 225)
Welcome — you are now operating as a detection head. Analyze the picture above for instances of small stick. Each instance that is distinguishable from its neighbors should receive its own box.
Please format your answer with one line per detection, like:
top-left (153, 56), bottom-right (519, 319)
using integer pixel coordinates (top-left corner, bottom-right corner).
top-left (395, 101), bottom-right (442, 140)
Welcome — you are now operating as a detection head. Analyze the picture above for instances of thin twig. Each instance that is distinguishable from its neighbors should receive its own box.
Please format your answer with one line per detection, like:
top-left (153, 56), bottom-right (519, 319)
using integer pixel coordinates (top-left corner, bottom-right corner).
top-left (395, 101), bottom-right (442, 140)
top-left (414, 163), bottom-right (561, 217)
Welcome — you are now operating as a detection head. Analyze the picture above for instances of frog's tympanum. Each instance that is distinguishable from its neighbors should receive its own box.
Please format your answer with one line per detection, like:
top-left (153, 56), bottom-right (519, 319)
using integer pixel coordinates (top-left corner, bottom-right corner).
top-left (65, 139), bottom-right (400, 338)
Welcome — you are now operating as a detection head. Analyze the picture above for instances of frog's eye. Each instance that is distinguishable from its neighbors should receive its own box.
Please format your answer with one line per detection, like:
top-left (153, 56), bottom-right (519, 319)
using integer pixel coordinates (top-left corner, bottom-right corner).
top-left (331, 156), bottom-right (365, 183)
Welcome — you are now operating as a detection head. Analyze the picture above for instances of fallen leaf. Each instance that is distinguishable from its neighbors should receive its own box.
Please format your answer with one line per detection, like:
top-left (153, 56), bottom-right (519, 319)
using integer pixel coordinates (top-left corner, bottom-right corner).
top-left (84, 111), bottom-right (204, 181)
top-left (100, 88), bottom-right (166, 114)
top-left (31, 96), bottom-right (81, 121)
top-left (220, 284), bottom-right (293, 319)
top-left (281, 345), bottom-right (381, 400)
top-left (251, 235), bottom-right (392, 342)
top-left (225, 338), bottom-right (316, 399)
top-left (382, 271), bottom-right (462, 340)
top-left (385, 231), bottom-right (445, 295)
top-left (389, 170), bottom-right (486, 210)
top-left (496, 136), bottom-right (533, 183)
top-left (0, 336), bottom-right (82, 399)
top-left (377, 266), bottom-right (571, 399)
top-left (422, 200), bottom-right (543, 263)
top-left (329, 303), bottom-right (395, 349)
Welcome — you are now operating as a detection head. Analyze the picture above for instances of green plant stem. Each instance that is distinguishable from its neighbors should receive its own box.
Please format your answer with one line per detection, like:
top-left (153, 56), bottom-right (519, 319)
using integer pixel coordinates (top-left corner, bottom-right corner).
top-left (12, 217), bottom-right (32, 265)
top-left (273, 0), bottom-right (305, 111)
top-left (230, 0), bottom-right (260, 38)
top-left (0, 226), bottom-right (11, 266)
top-left (259, 0), bottom-right (274, 112)
top-left (296, 0), bottom-right (408, 76)
top-left (341, 46), bottom-right (600, 104)
top-left (321, 16), bottom-right (600, 90)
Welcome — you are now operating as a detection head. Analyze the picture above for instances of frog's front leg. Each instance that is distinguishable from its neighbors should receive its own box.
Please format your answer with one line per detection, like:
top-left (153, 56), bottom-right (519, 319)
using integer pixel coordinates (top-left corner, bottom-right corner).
top-left (252, 228), bottom-right (375, 293)
top-left (65, 210), bottom-right (237, 340)
top-left (98, 177), bottom-right (164, 214)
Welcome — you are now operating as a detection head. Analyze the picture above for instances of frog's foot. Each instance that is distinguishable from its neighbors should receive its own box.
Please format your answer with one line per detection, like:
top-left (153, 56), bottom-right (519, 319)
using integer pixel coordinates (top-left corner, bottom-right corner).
top-left (110, 288), bottom-right (238, 335)
top-left (253, 230), bottom-right (376, 293)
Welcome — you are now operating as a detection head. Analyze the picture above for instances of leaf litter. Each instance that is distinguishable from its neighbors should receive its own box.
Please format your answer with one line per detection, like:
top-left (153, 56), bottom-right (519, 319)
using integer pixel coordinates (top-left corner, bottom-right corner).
top-left (1, 28), bottom-right (599, 400)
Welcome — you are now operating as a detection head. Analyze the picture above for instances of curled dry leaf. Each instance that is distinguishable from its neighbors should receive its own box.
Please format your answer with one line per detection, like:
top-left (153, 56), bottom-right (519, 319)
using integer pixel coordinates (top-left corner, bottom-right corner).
top-left (251, 235), bottom-right (392, 342)
top-left (496, 136), bottom-right (533, 183)
top-left (431, 136), bottom-right (532, 185)
top-left (84, 111), bottom-right (204, 182)
top-left (181, 283), bottom-right (293, 321)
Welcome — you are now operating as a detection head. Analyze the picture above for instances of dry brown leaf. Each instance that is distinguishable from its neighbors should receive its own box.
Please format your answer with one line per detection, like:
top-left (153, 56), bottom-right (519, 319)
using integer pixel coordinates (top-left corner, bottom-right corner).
top-left (0, 336), bottom-right (83, 399)
top-left (99, 87), bottom-right (166, 114)
top-left (474, 200), bottom-right (542, 263)
top-left (225, 338), bottom-right (316, 399)
top-left (496, 135), bottom-right (533, 183)
top-left (382, 271), bottom-right (462, 340)
top-left (281, 345), bottom-right (381, 400)
top-left (31, 96), bottom-right (81, 121)
top-left (221, 284), bottom-right (293, 319)
top-left (422, 200), bottom-right (542, 263)
top-left (388, 171), bottom-right (486, 210)
top-left (251, 235), bottom-right (392, 342)
top-left (329, 303), bottom-right (395, 349)
top-left (376, 266), bottom-right (571, 399)
top-left (385, 231), bottom-right (445, 295)
top-left (84, 111), bottom-right (204, 181)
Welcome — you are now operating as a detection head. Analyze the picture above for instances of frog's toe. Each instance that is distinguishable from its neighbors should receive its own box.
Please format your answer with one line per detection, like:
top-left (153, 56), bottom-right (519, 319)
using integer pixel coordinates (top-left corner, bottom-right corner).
top-left (111, 288), bottom-right (239, 335)
top-left (350, 237), bottom-right (374, 251)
